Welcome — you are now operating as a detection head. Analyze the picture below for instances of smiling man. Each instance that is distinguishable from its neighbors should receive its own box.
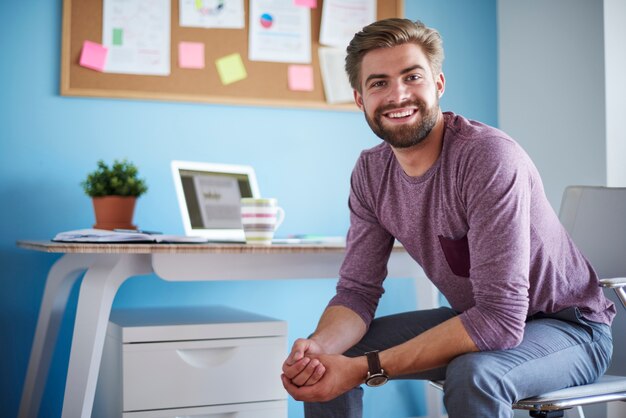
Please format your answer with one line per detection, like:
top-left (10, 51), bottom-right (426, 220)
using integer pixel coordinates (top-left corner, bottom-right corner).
top-left (281, 19), bottom-right (615, 418)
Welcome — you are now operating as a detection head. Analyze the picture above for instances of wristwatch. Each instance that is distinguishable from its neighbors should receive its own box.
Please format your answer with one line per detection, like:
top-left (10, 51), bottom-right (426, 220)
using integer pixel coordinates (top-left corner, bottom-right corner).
top-left (364, 350), bottom-right (389, 387)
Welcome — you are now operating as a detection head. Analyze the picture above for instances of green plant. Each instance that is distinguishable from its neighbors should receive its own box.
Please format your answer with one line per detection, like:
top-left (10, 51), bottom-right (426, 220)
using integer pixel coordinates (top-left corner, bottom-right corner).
top-left (81, 159), bottom-right (148, 197)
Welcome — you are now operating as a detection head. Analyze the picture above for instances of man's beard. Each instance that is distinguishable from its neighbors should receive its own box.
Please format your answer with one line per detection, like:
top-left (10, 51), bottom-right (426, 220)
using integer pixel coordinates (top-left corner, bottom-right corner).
top-left (364, 97), bottom-right (439, 149)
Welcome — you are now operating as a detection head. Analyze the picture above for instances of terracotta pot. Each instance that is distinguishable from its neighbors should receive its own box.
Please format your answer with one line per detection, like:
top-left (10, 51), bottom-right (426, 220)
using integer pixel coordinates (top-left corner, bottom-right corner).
top-left (92, 196), bottom-right (137, 230)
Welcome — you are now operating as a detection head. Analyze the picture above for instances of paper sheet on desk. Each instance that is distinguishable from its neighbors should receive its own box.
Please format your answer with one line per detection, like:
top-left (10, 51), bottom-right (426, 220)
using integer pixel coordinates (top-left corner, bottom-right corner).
top-left (53, 229), bottom-right (209, 243)
top-left (272, 235), bottom-right (345, 244)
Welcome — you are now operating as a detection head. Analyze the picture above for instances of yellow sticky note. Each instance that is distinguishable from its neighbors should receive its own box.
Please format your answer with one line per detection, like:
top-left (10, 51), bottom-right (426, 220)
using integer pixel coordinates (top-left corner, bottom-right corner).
top-left (215, 53), bottom-right (247, 85)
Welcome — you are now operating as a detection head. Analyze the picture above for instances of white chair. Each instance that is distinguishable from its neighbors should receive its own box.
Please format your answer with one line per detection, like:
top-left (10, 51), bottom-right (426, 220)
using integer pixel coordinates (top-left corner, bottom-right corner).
top-left (430, 186), bottom-right (626, 418)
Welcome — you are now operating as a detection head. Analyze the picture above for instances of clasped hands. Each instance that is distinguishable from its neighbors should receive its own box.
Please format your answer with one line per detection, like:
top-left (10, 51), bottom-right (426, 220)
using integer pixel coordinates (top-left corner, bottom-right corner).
top-left (281, 337), bottom-right (365, 403)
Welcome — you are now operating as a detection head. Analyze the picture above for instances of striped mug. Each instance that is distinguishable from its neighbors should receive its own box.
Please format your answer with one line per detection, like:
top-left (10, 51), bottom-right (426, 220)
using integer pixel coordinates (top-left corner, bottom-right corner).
top-left (240, 198), bottom-right (285, 245)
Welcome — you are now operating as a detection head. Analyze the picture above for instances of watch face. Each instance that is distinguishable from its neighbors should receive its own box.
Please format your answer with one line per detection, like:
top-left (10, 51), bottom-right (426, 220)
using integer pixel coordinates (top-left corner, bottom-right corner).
top-left (366, 374), bottom-right (388, 387)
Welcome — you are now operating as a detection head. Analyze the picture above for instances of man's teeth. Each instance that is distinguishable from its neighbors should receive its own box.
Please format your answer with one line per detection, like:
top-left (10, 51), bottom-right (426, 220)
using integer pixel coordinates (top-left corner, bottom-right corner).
top-left (387, 109), bottom-right (414, 118)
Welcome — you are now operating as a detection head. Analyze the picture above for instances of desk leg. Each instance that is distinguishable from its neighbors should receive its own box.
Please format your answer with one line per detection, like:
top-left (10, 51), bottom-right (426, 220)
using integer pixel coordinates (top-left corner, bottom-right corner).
top-left (415, 275), bottom-right (447, 418)
top-left (388, 253), bottom-right (446, 418)
top-left (61, 254), bottom-right (152, 418)
top-left (19, 254), bottom-right (96, 418)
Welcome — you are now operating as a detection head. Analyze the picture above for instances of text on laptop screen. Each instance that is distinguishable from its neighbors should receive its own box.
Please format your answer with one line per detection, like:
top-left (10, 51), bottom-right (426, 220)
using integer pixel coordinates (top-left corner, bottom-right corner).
top-left (179, 169), bottom-right (254, 230)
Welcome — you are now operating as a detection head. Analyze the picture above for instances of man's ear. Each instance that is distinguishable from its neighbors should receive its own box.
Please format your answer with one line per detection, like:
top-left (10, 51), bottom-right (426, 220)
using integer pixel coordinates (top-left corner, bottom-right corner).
top-left (436, 72), bottom-right (446, 98)
top-left (354, 89), bottom-right (365, 110)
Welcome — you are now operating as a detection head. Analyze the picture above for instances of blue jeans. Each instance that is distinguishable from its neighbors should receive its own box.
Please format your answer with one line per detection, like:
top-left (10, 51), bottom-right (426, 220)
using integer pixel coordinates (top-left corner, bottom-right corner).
top-left (304, 307), bottom-right (613, 418)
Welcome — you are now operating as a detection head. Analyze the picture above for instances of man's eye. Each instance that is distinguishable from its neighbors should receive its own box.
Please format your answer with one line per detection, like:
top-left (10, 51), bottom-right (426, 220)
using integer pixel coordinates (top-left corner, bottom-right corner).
top-left (407, 74), bottom-right (422, 81)
top-left (370, 80), bottom-right (386, 88)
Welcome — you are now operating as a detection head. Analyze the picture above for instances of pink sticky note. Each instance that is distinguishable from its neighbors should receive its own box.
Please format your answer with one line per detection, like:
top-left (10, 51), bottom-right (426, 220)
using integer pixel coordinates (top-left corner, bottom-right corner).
top-left (179, 42), bottom-right (205, 69)
top-left (295, 0), bottom-right (317, 8)
top-left (288, 65), bottom-right (314, 91)
top-left (79, 40), bottom-right (108, 72)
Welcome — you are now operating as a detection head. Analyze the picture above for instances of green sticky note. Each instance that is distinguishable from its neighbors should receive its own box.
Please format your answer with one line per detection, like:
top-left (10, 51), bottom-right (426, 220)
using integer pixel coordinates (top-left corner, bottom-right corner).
top-left (112, 28), bottom-right (123, 46)
top-left (215, 53), bottom-right (247, 85)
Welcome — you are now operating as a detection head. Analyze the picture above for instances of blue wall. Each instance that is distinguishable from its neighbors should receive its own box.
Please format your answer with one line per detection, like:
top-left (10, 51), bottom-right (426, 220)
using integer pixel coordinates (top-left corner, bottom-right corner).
top-left (0, 1), bottom-right (496, 417)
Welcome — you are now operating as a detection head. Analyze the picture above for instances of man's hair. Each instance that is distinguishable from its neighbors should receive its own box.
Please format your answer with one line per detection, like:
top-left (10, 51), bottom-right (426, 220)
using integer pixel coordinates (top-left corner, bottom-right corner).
top-left (345, 18), bottom-right (444, 92)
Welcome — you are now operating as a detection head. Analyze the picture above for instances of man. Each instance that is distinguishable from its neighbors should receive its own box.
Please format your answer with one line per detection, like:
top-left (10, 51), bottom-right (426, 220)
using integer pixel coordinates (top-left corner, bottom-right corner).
top-left (281, 18), bottom-right (615, 417)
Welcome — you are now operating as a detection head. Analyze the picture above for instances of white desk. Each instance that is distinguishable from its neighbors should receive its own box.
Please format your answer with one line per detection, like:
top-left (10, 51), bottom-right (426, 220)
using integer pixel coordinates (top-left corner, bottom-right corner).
top-left (16, 241), bottom-right (443, 418)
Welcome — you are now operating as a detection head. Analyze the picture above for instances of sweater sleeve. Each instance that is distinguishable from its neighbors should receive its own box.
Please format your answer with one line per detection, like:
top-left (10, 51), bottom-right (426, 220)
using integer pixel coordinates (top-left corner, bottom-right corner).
top-left (457, 138), bottom-right (533, 351)
top-left (327, 156), bottom-right (394, 328)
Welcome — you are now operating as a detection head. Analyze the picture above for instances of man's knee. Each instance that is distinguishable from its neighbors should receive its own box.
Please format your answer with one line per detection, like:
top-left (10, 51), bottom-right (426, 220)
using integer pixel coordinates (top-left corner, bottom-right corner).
top-left (444, 353), bottom-right (514, 403)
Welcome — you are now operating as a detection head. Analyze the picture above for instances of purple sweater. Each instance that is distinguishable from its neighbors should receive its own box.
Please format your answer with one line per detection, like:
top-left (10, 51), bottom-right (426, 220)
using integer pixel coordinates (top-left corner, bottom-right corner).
top-left (329, 112), bottom-right (615, 351)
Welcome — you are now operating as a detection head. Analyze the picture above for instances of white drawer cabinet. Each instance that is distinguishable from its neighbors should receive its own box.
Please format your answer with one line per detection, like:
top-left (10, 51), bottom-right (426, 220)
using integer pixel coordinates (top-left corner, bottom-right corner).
top-left (119, 400), bottom-right (287, 418)
top-left (93, 306), bottom-right (288, 418)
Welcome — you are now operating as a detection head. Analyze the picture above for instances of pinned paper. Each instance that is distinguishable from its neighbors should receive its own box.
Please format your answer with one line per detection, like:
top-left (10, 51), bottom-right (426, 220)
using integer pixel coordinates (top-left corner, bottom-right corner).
top-left (295, 0), bottom-right (317, 7)
top-left (248, 0), bottom-right (311, 63)
top-left (320, 0), bottom-right (376, 48)
top-left (179, 41), bottom-right (205, 69)
top-left (318, 46), bottom-right (353, 103)
top-left (215, 53), bottom-right (247, 85)
top-left (102, 0), bottom-right (170, 76)
top-left (288, 65), bottom-right (314, 91)
top-left (79, 40), bottom-right (108, 72)
top-left (180, 0), bottom-right (245, 29)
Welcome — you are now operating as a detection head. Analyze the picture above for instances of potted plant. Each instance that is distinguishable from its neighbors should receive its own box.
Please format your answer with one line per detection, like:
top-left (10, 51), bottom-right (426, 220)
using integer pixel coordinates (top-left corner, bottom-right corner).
top-left (81, 159), bottom-right (148, 230)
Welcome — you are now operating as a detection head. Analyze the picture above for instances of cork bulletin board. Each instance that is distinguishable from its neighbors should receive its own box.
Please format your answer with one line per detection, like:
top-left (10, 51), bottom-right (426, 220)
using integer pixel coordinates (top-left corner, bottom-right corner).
top-left (60, 0), bottom-right (404, 110)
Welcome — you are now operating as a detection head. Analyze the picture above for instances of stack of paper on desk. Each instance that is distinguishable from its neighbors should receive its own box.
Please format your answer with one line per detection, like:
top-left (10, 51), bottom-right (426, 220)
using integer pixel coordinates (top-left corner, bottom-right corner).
top-left (53, 229), bottom-right (209, 243)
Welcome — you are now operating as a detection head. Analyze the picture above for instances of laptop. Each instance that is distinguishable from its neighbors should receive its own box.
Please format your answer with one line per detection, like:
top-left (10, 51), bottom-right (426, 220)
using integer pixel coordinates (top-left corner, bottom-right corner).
top-left (171, 160), bottom-right (260, 242)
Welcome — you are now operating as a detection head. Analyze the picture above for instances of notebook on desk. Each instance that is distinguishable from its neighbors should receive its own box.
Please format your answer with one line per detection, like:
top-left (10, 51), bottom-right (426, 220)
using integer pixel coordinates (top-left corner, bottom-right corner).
top-left (171, 160), bottom-right (260, 243)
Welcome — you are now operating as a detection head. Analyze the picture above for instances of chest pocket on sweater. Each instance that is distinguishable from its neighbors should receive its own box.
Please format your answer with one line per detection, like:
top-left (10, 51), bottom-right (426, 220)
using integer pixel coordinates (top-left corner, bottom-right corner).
top-left (438, 235), bottom-right (470, 277)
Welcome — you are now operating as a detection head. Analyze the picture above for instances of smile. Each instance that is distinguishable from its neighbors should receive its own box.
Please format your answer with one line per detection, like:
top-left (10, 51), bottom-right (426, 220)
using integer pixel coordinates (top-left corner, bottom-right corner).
top-left (384, 108), bottom-right (417, 120)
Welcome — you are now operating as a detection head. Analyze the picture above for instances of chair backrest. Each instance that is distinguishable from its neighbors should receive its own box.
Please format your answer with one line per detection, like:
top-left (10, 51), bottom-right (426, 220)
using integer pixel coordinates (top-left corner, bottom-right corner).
top-left (559, 186), bottom-right (626, 375)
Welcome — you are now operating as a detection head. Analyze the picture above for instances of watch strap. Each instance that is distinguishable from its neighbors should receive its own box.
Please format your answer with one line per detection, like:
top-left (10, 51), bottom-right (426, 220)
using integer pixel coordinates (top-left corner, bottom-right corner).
top-left (365, 350), bottom-right (383, 375)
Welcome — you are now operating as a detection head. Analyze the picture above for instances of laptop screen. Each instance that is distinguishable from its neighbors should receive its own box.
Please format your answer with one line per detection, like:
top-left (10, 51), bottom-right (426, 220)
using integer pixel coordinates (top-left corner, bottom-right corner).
top-left (171, 161), bottom-right (260, 241)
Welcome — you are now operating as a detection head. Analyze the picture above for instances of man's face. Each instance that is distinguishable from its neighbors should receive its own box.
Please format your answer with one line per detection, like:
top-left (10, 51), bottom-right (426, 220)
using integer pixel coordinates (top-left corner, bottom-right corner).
top-left (354, 43), bottom-right (445, 149)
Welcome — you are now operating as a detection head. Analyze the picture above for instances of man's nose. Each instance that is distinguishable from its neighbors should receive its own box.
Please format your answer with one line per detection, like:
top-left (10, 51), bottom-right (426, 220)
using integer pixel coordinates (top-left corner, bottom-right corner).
top-left (387, 81), bottom-right (411, 104)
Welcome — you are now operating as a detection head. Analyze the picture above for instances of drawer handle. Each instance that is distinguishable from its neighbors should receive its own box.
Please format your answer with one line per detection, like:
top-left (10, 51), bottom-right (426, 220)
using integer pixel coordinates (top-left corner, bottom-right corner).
top-left (176, 347), bottom-right (237, 368)
top-left (175, 413), bottom-right (236, 418)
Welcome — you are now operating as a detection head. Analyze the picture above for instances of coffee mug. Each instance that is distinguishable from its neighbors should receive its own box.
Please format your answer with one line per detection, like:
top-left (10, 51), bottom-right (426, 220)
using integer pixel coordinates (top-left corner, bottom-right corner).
top-left (240, 198), bottom-right (285, 245)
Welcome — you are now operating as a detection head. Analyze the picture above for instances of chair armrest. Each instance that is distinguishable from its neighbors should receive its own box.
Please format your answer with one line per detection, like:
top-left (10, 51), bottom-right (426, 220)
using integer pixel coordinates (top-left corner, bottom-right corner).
top-left (599, 277), bottom-right (626, 288)
top-left (429, 380), bottom-right (445, 391)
